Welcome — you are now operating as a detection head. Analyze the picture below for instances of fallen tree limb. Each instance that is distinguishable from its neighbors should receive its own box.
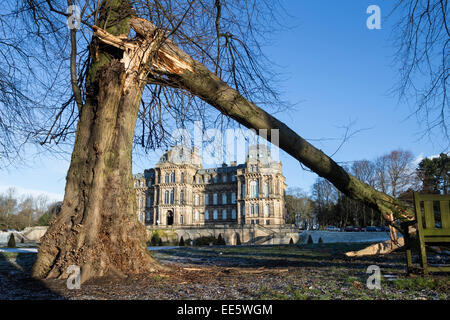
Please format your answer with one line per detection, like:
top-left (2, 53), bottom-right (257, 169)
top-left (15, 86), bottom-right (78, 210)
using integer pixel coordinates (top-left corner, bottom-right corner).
top-left (345, 238), bottom-right (405, 257)
top-left (99, 17), bottom-right (415, 225)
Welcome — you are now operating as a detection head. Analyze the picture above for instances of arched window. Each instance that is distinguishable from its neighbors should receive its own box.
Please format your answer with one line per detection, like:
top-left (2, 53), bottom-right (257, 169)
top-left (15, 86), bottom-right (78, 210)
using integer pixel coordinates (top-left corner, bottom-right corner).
top-left (180, 214), bottom-right (184, 225)
top-left (180, 172), bottom-right (185, 183)
top-left (165, 173), bottom-right (169, 183)
top-left (164, 190), bottom-right (169, 204)
top-left (170, 189), bottom-right (174, 204)
top-left (222, 209), bottom-right (227, 220)
top-left (170, 172), bottom-right (175, 183)
top-left (252, 180), bottom-right (260, 198)
top-left (180, 189), bottom-right (184, 204)
top-left (265, 183), bottom-right (269, 197)
top-left (195, 194), bottom-right (200, 206)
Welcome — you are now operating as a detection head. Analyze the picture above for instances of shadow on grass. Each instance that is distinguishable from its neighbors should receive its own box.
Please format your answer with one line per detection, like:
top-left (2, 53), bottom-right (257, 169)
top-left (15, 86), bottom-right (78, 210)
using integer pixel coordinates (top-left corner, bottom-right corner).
top-left (0, 252), bottom-right (64, 299)
top-left (153, 243), bottom-right (406, 272)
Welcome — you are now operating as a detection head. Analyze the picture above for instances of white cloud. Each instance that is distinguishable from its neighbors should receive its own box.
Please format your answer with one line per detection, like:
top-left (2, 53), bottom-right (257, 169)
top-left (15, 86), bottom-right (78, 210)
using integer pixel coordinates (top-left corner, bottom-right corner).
top-left (0, 185), bottom-right (63, 202)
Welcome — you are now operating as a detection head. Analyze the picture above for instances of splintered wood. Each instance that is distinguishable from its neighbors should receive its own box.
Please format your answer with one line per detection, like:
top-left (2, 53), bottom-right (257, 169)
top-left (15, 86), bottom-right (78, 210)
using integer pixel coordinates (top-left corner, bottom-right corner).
top-left (93, 17), bottom-right (193, 93)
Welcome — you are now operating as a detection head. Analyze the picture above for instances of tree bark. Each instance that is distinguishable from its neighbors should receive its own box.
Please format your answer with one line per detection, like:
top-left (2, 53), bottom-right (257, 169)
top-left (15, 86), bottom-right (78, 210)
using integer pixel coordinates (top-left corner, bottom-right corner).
top-left (32, 1), bottom-right (162, 283)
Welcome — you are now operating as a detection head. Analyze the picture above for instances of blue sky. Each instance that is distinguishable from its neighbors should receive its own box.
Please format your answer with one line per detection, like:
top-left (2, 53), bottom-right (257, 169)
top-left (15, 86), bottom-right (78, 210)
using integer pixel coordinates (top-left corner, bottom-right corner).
top-left (0, 0), bottom-right (448, 201)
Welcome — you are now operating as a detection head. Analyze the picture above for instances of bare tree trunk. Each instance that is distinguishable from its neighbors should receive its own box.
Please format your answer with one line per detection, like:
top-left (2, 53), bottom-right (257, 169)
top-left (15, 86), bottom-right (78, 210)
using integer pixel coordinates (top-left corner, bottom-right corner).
top-left (32, 2), bottom-right (162, 283)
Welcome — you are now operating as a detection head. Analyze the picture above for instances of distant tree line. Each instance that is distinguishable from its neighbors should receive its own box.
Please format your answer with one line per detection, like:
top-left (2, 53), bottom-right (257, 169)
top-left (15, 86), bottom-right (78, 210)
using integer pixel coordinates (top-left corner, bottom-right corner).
top-left (286, 151), bottom-right (449, 229)
top-left (0, 188), bottom-right (61, 231)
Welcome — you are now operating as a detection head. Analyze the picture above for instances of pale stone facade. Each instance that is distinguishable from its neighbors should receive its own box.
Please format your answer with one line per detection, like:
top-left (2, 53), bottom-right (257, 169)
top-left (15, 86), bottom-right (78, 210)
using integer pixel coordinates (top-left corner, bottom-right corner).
top-left (133, 144), bottom-right (287, 227)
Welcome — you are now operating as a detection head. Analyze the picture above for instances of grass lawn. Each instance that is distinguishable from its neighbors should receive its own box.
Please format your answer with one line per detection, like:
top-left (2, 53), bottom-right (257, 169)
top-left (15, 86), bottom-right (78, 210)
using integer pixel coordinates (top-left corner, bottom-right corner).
top-left (0, 242), bottom-right (448, 300)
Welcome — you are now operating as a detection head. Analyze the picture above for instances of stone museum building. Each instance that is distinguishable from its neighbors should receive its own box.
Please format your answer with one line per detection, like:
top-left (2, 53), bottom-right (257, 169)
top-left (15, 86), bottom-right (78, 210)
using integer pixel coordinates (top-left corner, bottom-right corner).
top-left (133, 144), bottom-right (287, 228)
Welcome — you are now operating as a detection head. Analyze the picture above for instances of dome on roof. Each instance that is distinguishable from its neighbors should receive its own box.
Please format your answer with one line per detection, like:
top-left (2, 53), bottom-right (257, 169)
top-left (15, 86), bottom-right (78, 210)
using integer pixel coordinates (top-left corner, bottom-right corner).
top-left (157, 145), bottom-right (202, 166)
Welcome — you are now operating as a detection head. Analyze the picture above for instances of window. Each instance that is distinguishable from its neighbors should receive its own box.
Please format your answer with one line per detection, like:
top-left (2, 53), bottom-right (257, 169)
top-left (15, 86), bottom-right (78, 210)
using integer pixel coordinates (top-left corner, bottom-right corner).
top-left (256, 220), bottom-right (259, 224)
top-left (146, 197), bottom-right (152, 207)
top-left (197, 176), bottom-right (202, 184)
top-left (232, 209), bottom-right (236, 219)
top-left (251, 219), bottom-right (254, 225)
top-left (205, 194), bottom-right (209, 205)
top-left (232, 175), bottom-right (236, 182)
top-left (170, 172), bottom-right (175, 183)
top-left (231, 193), bottom-right (236, 204)
top-left (205, 210), bottom-right (209, 220)
top-left (214, 175), bottom-right (218, 183)
top-left (180, 190), bottom-right (184, 204)
top-left (165, 173), bottom-right (169, 183)
top-left (265, 183), bottom-right (269, 197)
top-left (147, 179), bottom-right (152, 187)
top-left (140, 181), bottom-right (144, 187)
top-left (180, 214), bottom-right (184, 225)
top-left (250, 180), bottom-right (259, 198)
top-left (256, 204), bottom-right (260, 216)
top-left (266, 220), bottom-right (270, 225)
top-left (265, 204), bottom-right (270, 216)
top-left (139, 198), bottom-right (143, 209)
top-left (146, 212), bottom-right (151, 221)
top-left (164, 190), bottom-right (169, 204)
top-left (251, 204), bottom-right (255, 216)
top-left (139, 213), bottom-right (143, 222)
top-left (170, 189), bottom-right (174, 204)
top-left (222, 193), bottom-right (227, 204)
top-left (242, 204), bottom-right (245, 216)
top-left (242, 183), bottom-right (246, 198)
top-left (195, 210), bottom-right (200, 221)
top-left (213, 193), bottom-right (218, 205)
top-left (222, 175), bottom-right (227, 183)
top-left (180, 173), bottom-right (184, 183)
top-left (195, 194), bottom-right (200, 206)
top-left (213, 210), bottom-right (218, 220)
top-left (222, 209), bottom-right (227, 220)
top-left (205, 175), bottom-right (210, 183)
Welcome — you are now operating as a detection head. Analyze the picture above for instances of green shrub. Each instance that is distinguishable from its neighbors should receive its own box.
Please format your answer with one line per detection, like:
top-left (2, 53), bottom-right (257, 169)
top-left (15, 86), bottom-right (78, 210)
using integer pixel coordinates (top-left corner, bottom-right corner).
top-left (215, 234), bottom-right (226, 245)
top-left (150, 233), bottom-right (161, 246)
top-left (7, 233), bottom-right (16, 248)
top-left (193, 236), bottom-right (216, 246)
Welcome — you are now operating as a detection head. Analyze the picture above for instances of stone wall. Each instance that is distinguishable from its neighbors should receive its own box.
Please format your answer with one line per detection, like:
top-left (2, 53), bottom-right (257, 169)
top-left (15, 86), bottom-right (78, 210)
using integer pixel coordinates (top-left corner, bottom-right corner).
top-left (146, 224), bottom-right (299, 245)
